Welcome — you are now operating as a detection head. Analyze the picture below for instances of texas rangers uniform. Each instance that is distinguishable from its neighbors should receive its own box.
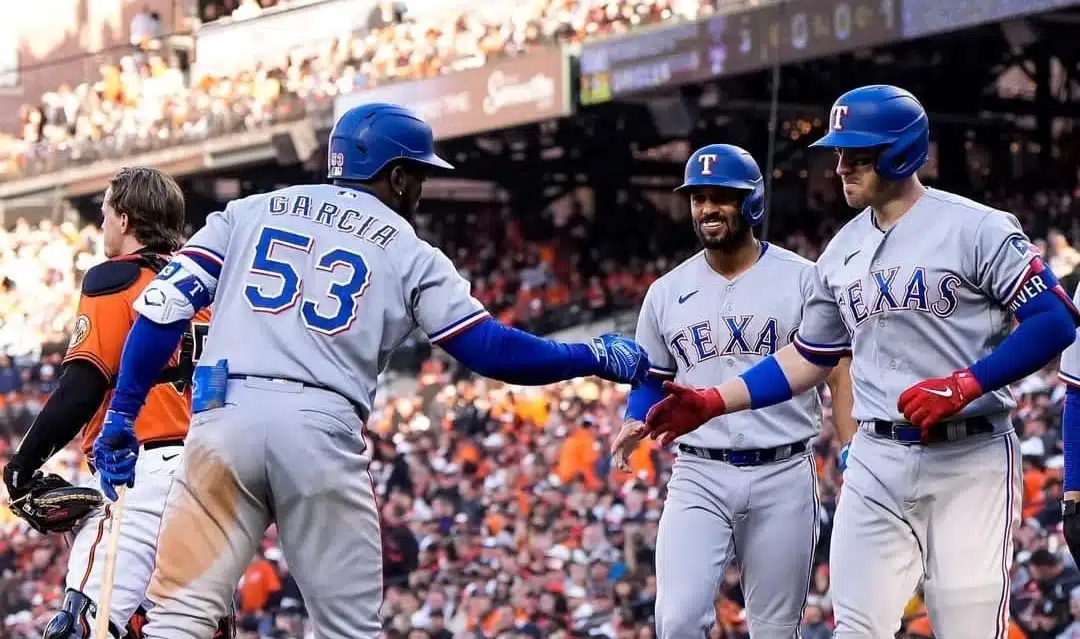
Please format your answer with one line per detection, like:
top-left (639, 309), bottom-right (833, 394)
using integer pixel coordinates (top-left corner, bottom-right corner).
top-left (794, 188), bottom-right (1034, 636)
top-left (639, 244), bottom-right (822, 638)
top-left (140, 183), bottom-right (490, 639)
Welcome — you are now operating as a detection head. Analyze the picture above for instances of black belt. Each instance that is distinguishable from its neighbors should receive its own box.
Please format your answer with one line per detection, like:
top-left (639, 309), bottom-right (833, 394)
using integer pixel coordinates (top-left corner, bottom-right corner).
top-left (872, 416), bottom-right (994, 445)
top-left (144, 438), bottom-right (184, 450)
top-left (227, 374), bottom-right (369, 423)
top-left (678, 440), bottom-right (809, 466)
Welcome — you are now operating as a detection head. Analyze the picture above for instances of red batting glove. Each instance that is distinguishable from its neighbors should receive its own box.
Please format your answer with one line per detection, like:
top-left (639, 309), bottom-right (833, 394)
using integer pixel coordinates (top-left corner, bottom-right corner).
top-left (897, 369), bottom-right (984, 434)
top-left (643, 381), bottom-right (727, 446)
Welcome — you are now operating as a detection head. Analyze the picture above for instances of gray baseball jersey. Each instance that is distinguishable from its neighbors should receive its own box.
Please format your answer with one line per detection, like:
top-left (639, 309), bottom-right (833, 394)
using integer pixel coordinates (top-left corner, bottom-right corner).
top-left (795, 187), bottom-right (1040, 426)
top-left (181, 184), bottom-right (487, 415)
top-left (645, 242), bottom-right (823, 638)
top-left (636, 243), bottom-right (822, 449)
top-left (813, 187), bottom-right (1038, 637)
top-left (1060, 286), bottom-right (1080, 388)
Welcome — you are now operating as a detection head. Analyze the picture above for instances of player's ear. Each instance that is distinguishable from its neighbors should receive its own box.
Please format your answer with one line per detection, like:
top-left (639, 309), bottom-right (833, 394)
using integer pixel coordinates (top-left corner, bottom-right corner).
top-left (388, 163), bottom-right (408, 199)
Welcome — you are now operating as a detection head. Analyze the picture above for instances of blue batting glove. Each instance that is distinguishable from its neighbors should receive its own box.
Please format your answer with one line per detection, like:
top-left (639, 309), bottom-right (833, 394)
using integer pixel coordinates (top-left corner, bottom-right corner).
top-left (588, 333), bottom-right (650, 386)
top-left (839, 443), bottom-right (850, 473)
top-left (93, 410), bottom-right (139, 501)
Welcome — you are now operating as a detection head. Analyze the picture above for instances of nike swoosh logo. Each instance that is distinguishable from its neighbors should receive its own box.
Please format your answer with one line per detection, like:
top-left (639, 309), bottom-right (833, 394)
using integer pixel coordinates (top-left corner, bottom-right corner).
top-left (843, 250), bottom-right (861, 265)
top-left (678, 290), bottom-right (699, 304)
top-left (163, 454), bottom-right (179, 461)
top-left (922, 386), bottom-right (953, 398)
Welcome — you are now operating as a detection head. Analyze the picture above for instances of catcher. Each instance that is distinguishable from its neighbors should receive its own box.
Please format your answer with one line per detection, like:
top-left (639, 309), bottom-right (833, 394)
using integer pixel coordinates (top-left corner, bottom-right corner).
top-left (1, 167), bottom-right (227, 639)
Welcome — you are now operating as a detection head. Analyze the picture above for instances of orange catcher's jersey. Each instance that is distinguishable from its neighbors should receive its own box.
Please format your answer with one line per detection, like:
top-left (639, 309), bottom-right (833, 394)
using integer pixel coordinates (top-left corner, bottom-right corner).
top-left (64, 252), bottom-right (211, 455)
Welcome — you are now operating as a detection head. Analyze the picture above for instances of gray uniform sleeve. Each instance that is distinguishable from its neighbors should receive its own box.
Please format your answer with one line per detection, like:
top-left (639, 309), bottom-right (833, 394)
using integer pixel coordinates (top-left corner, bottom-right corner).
top-left (793, 261), bottom-right (851, 358)
top-left (178, 203), bottom-right (233, 272)
top-left (1060, 286), bottom-right (1080, 388)
top-left (407, 245), bottom-right (489, 344)
top-left (969, 211), bottom-right (1038, 307)
top-left (635, 284), bottom-right (676, 378)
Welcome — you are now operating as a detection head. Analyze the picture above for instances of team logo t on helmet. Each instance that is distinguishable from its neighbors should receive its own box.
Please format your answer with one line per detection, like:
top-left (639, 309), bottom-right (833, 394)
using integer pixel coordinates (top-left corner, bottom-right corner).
top-left (675, 144), bottom-right (766, 227)
top-left (327, 102), bottom-right (454, 181)
top-left (811, 84), bottom-right (930, 180)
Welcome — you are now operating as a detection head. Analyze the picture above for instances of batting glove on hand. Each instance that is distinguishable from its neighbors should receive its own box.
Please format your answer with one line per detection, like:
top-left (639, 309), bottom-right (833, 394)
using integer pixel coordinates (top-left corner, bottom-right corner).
top-left (93, 410), bottom-right (139, 501)
top-left (897, 369), bottom-right (983, 435)
top-left (643, 381), bottom-right (726, 446)
top-left (588, 333), bottom-right (650, 386)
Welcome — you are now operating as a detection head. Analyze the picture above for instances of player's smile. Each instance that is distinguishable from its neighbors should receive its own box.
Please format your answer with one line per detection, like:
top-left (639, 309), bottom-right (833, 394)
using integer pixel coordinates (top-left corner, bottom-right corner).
top-left (699, 213), bottom-right (730, 236)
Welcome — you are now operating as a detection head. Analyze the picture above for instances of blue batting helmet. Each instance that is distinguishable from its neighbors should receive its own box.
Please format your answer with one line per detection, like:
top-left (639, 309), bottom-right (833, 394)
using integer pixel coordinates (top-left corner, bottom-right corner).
top-left (327, 102), bottom-right (453, 182)
top-left (675, 144), bottom-right (766, 226)
top-left (810, 84), bottom-right (929, 181)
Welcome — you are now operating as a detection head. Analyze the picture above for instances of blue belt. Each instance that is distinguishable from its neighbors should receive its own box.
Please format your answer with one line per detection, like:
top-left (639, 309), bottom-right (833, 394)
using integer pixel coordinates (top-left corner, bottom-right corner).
top-left (678, 440), bottom-right (809, 466)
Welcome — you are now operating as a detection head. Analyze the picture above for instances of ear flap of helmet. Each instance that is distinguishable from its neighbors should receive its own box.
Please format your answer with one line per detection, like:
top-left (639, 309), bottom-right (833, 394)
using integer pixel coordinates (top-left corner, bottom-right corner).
top-left (741, 178), bottom-right (767, 226)
top-left (875, 116), bottom-right (929, 180)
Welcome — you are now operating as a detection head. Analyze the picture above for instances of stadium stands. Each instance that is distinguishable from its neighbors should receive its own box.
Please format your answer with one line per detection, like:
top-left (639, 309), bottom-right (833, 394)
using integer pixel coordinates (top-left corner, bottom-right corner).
top-left (2, 0), bottom-right (1080, 637)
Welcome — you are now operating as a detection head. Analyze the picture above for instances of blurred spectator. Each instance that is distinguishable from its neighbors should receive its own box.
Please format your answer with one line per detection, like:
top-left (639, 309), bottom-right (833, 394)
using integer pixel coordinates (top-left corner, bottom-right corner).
top-left (130, 5), bottom-right (163, 48)
top-left (1049, 228), bottom-right (1080, 279)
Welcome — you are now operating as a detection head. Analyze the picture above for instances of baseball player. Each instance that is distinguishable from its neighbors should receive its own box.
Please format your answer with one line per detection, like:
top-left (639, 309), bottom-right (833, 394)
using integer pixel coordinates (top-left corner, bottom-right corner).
top-left (91, 102), bottom-right (650, 639)
top-left (1, 167), bottom-right (227, 639)
top-left (609, 144), bottom-right (855, 638)
top-left (642, 84), bottom-right (1080, 637)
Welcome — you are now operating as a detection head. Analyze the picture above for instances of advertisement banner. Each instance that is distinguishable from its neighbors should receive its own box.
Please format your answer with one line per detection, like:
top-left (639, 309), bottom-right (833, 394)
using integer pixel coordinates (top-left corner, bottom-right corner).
top-left (901, 0), bottom-right (1078, 39)
top-left (334, 47), bottom-right (572, 140)
top-left (579, 0), bottom-right (901, 104)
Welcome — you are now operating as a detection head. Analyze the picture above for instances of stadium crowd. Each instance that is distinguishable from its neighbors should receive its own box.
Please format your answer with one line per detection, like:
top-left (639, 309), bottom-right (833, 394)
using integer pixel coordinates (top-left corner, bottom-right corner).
top-left (0, 0), bottom-right (726, 178)
top-left (0, 182), bottom-right (1079, 638)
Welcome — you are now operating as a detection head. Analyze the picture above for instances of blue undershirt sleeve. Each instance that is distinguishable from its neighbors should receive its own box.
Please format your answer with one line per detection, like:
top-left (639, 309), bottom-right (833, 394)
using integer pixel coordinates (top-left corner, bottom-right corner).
top-left (108, 317), bottom-right (189, 416)
top-left (440, 317), bottom-right (601, 385)
top-left (625, 375), bottom-right (667, 421)
top-left (969, 263), bottom-right (1079, 393)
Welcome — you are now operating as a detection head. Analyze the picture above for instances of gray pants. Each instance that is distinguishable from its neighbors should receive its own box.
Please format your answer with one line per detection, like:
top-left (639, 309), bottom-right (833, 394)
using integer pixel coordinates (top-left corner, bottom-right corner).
top-left (654, 450), bottom-right (819, 639)
top-left (830, 428), bottom-right (1021, 638)
top-left (143, 378), bottom-right (382, 639)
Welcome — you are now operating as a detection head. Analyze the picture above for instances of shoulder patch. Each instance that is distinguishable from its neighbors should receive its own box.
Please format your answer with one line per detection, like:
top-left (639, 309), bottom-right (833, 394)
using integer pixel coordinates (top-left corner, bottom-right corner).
top-left (68, 314), bottom-right (91, 349)
top-left (81, 259), bottom-right (144, 297)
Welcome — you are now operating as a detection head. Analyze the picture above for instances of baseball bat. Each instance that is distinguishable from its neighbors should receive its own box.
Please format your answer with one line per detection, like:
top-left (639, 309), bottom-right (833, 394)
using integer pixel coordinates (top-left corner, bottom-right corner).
top-left (94, 485), bottom-right (127, 639)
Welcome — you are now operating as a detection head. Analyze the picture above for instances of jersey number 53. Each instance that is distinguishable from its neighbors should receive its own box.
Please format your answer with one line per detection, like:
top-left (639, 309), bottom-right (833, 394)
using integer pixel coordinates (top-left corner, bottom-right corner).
top-left (243, 226), bottom-right (371, 336)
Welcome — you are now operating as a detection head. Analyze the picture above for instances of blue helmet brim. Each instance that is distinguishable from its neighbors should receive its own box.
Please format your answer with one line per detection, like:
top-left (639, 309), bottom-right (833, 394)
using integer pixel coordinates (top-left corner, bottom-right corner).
top-left (419, 152), bottom-right (454, 171)
top-left (810, 130), bottom-right (897, 149)
top-left (674, 178), bottom-right (758, 193)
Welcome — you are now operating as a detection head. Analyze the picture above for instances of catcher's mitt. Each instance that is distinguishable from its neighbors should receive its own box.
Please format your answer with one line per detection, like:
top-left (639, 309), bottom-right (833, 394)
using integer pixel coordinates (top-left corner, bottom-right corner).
top-left (9, 472), bottom-right (103, 534)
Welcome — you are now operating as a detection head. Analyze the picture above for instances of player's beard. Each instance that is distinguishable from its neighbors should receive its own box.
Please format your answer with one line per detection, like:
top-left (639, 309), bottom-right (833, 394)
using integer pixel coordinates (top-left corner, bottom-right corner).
top-left (695, 210), bottom-right (752, 252)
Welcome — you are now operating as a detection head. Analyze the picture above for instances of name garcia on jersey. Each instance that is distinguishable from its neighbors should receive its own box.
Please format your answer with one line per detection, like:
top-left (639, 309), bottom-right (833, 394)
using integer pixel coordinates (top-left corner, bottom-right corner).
top-left (269, 192), bottom-right (400, 250)
top-left (671, 316), bottom-right (796, 368)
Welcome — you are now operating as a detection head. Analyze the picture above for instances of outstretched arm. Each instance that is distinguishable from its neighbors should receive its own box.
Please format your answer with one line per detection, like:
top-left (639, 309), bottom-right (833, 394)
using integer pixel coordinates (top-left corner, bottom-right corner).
top-left (643, 344), bottom-right (834, 445)
top-left (409, 246), bottom-right (647, 387)
top-left (439, 318), bottom-right (647, 386)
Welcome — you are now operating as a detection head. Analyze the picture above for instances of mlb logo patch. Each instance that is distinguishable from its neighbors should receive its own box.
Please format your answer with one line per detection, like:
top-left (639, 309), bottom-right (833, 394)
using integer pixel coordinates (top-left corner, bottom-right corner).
top-left (1010, 236), bottom-right (1037, 259)
top-left (329, 152), bottom-right (345, 177)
